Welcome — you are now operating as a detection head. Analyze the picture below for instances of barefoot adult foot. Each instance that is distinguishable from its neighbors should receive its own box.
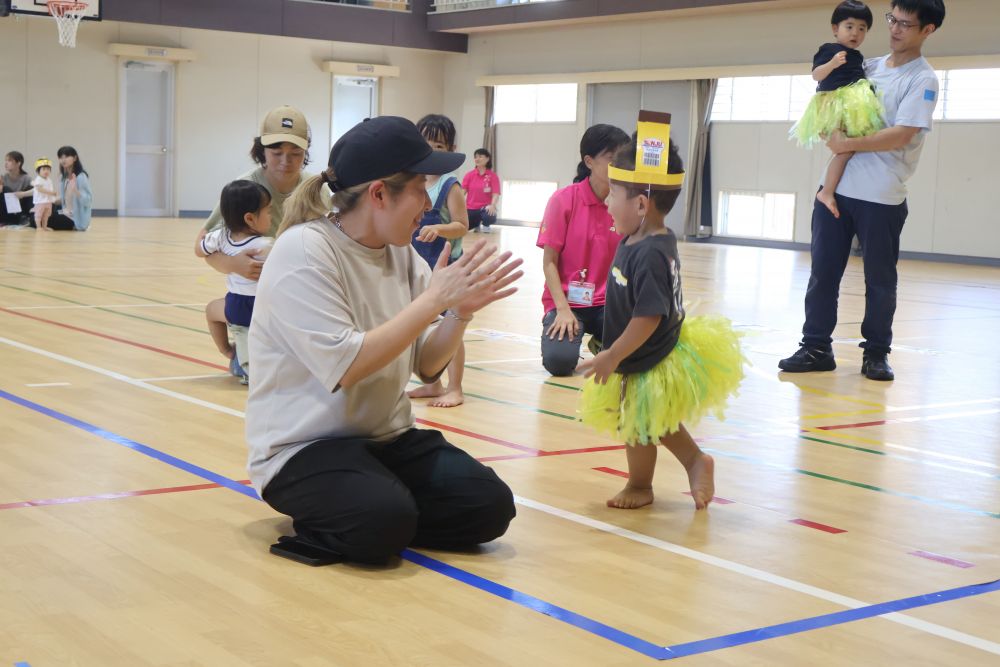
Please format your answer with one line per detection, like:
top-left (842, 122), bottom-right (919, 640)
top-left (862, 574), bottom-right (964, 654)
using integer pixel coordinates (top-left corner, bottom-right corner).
top-left (816, 189), bottom-right (840, 219)
top-left (407, 381), bottom-right (446, 400)
top-left (429, 389), bottom-right (464, 408)
top-left (607, 484), bottom-right (654, 509)
top-left (686, 453), bottom-right (715, 509)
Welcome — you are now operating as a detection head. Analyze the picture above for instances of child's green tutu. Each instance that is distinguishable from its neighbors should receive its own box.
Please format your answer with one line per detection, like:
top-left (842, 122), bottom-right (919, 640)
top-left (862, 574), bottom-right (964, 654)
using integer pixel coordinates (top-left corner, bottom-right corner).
top-left (791, 80), bottom-right (885, 147)
top-left (579, 315), bottom-right (746, 445)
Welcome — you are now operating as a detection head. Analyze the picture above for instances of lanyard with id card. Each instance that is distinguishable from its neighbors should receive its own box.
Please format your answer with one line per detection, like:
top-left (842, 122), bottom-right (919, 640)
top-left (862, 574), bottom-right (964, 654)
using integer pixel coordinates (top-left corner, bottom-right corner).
top-left (567, 268), bottom-right (596, 307)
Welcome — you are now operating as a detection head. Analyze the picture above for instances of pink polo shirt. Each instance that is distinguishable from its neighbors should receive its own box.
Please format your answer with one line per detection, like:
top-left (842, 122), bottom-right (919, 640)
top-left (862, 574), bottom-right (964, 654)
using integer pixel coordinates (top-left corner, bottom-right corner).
top-left (536, 179), bottom-right (621, 313)
top-left (462, 168), bottom-right (501, 209)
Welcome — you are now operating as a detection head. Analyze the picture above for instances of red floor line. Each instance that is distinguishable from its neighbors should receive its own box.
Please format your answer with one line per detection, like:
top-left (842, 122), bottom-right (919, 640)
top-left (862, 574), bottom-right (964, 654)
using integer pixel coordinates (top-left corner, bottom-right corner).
top-left (4, 306), bottom-right (909, 440)
top-left (593, 466), bottom-right (630, 478)
top-left (476, 445), bottom-right (628, 463)
top-left (0, 307), bottom-right (228, 371)
top-left (476, 453), bottom-right (538, 463)
top-left (815, 420), bottom-right (888, 431)
top-left (593, 471), bottom-right (740, 506)
top-left (416, 417), bottom-right (544, 454)
top-left (682, 491), bottom-right (736, 505)
top-left (908, 550), bottom-right (975, 569)
top-left (0, 480), bottom-right (253, 511)
top-left (788, 518), bottom-right (847, 534)
top-left (542, 444), bottom-right (627, 457)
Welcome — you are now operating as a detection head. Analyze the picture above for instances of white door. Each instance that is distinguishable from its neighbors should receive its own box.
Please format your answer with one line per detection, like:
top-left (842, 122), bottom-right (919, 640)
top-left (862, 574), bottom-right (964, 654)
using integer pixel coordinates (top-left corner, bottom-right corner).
top-left (119, 60), bottom-right (174, 217)
top-left (331, 76), bottom-right (378, 145)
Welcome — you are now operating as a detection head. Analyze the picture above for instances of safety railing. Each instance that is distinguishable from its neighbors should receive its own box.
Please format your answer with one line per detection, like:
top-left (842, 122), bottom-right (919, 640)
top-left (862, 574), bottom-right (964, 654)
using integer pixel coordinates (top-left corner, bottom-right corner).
top-left (430, 0), bottom-right (557, 12)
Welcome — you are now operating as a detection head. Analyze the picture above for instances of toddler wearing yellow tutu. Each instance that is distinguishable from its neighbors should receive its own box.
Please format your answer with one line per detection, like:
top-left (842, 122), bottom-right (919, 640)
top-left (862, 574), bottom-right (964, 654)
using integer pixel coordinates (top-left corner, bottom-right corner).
top-left (791, 1), bottom-right (884, 219)
top-left (578, 111), bottom-right (745, 510)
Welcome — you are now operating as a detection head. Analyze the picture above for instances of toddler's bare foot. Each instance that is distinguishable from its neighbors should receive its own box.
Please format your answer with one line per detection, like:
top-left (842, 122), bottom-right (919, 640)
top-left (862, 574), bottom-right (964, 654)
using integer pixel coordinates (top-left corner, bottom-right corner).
top-left (408, 381), bottom-right (445, 400)
top-left (429, 388), bottom-right (464, 408)
top-left (686, 453), bottom-right (715, 509)
top-left (816, 189), bottom-right (840, 218)
top-left (607, 484), bottom-right (654, 509)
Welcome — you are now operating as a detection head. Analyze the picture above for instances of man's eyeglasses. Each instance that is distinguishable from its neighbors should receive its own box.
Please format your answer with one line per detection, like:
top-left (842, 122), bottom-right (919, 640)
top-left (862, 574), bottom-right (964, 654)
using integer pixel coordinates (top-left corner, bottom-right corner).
top-left (885, 12), bottom-right (919, 30)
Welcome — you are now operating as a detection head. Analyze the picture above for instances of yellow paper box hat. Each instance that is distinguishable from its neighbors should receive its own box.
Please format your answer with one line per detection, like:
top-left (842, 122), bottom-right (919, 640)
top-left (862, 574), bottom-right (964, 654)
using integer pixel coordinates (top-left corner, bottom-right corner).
top-left (608, 110), bottom-right (684, 191)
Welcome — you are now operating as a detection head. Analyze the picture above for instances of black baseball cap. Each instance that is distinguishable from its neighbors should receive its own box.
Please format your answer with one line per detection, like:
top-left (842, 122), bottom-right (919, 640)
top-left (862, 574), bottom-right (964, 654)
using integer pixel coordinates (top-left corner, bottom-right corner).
top-left (327, 116), bottom-right (465, 191)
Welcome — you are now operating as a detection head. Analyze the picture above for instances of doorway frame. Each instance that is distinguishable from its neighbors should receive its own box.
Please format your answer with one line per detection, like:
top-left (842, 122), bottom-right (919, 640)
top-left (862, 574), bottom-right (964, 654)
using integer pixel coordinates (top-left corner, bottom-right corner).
top-left (117, 59), bottom-right (176, 217)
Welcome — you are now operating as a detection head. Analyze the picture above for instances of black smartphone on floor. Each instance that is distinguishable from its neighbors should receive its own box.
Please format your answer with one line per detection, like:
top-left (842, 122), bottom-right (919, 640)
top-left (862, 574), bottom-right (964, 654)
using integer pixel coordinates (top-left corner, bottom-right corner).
top-left (269, 538), bottom-right (343, 566)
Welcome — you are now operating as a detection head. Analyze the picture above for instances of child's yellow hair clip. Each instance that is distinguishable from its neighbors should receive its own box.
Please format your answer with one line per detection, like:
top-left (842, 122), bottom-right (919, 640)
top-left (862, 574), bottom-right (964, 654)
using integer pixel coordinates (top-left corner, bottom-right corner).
top-left (607, 110), bottom-right (684, 191)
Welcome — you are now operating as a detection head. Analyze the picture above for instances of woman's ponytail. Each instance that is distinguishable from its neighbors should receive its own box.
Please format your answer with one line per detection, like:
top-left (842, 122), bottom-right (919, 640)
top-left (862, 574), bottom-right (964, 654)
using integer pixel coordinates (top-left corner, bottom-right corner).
top-left (278, 172), bottom-right (329, 237)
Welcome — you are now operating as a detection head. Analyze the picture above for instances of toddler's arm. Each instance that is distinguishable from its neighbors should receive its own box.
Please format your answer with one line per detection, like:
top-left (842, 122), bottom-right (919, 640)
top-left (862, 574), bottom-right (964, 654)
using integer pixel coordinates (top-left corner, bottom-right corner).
top-left (580, 315), bottom-right (661, 384)
top-left (194, 231), bottom-right (210, 257)
top-left (813, 50), bottom-right (847, 82)
top-left (416, 183), bottom-right (470, 242)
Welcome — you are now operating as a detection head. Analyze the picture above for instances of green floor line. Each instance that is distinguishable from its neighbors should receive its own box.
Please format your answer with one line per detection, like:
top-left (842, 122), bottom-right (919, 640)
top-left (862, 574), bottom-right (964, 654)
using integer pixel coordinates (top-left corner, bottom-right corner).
top-left (0, 283), bottom-right (208, 335)
top-left (799, 434), bottom-right (886, 456)
top-left (544, 380), bottom-right (582, 392)
top-left (406, 379), bottom-right (576, 420)
top-left (465, 364), bottom-right (530, 379)
top-left (799, 434), bottom-right (1000, 481)
top-left (465, 362), bottom-right (583, 390)
top-left (464, 391), bottom-right (576, 421)
top-left (706, 447), bottom-right (1000, 520)
top-left (3, 268), bottom-right (204, 313)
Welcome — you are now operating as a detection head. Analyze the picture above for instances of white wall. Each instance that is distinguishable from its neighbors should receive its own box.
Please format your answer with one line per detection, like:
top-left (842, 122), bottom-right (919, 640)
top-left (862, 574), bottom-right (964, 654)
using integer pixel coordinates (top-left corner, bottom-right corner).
top-left (0, 15), bottom-right (447, 213)
top-left (442, 0), bottom-right (1000, 260)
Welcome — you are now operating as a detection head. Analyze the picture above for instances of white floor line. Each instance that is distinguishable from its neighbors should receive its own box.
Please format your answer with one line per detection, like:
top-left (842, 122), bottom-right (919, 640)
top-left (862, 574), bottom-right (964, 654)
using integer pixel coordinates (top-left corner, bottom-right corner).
top-left (702, 426), bottom-right (1000, 475)
top-left (4, 335), bottom-right (998, 656)
top-left (515, 496), bottom-right (1000, 657)
top-left (138, 373), bottom-right (230, 382)
top-left (878, 441), bottom-right (999, 470)
top-left (887, 397), bottom-right (1000, 412)
top-left (25, 382), bottom-right (71, 387)
top-left (747, 363), bottom-right (1000, 419)
top-left (0, 337), bottom-right (245, 419)
top-left (7, 303), bottom-right (203, 311)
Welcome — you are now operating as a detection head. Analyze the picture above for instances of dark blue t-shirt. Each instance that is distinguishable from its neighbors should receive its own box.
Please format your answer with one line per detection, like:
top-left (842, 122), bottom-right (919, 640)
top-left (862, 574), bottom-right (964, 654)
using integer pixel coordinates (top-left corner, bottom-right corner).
top-left (602, 232), bottom-right (685, 375)
top-left (814, 43), bottom-right (867, 92)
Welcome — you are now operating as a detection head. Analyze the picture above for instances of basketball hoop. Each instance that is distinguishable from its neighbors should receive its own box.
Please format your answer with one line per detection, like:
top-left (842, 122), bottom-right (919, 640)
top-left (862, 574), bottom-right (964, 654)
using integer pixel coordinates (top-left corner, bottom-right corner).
top-left (46, 1), bottom-right (88, 48)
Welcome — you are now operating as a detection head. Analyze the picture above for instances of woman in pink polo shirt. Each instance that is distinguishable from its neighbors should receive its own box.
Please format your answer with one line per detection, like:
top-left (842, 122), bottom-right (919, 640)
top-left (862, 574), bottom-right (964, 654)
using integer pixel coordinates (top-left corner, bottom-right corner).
top-left (462, 148), bottom-right (501, 233)
top-left (537, 124), bottom-right (630, 376)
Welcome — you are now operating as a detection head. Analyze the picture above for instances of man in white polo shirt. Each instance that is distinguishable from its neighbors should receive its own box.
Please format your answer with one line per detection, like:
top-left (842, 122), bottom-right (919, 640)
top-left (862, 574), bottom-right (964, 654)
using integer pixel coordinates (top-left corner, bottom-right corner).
top-left (779, 0), bottom-right (946, 381)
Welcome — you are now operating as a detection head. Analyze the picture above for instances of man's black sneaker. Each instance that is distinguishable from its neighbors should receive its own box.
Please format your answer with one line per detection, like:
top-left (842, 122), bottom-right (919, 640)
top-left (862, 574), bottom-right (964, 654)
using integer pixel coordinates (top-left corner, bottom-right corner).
top-left (778, 346), bottom-right (837, 372)
top-left (861, 354), bottom-right (894, 381)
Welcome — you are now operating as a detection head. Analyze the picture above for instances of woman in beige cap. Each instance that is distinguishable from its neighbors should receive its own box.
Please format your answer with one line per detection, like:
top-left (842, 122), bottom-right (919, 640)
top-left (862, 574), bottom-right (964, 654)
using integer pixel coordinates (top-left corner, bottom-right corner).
top-left (199, 105), bottom-right (315, 281)
top-left (197, 105), bottom-right (317, 380)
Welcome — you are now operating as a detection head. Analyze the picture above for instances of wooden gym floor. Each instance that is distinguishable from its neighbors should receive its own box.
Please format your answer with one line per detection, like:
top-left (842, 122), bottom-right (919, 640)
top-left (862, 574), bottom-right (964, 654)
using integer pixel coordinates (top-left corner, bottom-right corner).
top-left (1, 219), bottom-right (998, 665)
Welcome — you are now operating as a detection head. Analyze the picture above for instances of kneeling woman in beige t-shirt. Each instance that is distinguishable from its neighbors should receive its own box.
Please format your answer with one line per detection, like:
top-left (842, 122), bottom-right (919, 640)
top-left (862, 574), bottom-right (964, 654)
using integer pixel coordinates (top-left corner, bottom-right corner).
top-left (246, 116), bottom-right (524, 564)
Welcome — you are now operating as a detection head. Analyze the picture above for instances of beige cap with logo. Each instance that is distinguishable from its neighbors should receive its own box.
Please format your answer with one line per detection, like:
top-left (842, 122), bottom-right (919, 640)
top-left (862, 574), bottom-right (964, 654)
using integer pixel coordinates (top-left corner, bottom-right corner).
top-left (260, 105), bottom-right (310, 150)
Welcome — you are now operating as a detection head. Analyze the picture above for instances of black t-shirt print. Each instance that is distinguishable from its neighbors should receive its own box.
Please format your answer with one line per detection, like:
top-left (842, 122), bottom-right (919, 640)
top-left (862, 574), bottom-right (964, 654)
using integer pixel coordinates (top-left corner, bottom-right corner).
top-left (601, 233), bottom-right (685, 375)
top-left (813, 42), bottom-right (867, 92)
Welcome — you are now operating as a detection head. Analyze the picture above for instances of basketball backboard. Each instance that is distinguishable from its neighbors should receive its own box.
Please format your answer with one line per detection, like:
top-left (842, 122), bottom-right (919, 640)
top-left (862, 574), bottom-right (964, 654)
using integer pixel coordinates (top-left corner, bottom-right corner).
top-left (10, 0), bottom-right (101, 20)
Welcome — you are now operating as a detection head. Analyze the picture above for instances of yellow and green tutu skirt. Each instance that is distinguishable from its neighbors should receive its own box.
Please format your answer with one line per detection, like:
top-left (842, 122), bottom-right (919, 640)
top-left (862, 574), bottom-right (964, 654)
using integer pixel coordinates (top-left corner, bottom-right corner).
top-left (790, 79), bottom-right (885, 148)
top-left (580, 315), bottom-right (746, 445)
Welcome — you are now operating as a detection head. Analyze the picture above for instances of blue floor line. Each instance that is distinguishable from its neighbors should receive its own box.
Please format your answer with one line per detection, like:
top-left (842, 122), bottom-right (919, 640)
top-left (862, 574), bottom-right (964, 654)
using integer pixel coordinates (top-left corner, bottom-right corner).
top-left (660, 578), bottom-right (1000, 659)
top-left (402, 549), bottom-right (666, 658)
top-left (1, 388), bottom-right (653, 655)
top-left (0, 389), bottom-right (259, 500)
top-left (5, 387), bottom-right (999, 662)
